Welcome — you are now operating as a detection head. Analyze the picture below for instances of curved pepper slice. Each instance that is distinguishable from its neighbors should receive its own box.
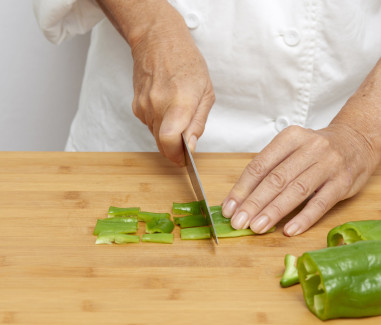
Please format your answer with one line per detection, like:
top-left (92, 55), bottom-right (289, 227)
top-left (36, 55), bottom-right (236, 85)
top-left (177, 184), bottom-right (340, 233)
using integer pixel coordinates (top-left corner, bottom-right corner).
top-left (93, 219), bottom-right (138, 235)
top-left (145, 218), bottom-right (174, 234)
top-left (107, 206), bottom-right (140, 217)
top-left (327, 220), bottom-right (381, 246)
top-left (137, 211), bottom-right (171, 223)
top-left (280, 254), bottom-right (299, 288)
top-left (142, 233), bottom-right (174, 244)
top-left (181, 227), bottom-right (211, 240)
top-left (215, 224), bottom-right (276, 238)
top-left (173, 214), bottom-right (207, 228)
top-left (297, 240), bottom-right (381, 320)
top-left (172, 201), bottom-right (202, 215)
top-left (96, 233), bottom-right (140, 244)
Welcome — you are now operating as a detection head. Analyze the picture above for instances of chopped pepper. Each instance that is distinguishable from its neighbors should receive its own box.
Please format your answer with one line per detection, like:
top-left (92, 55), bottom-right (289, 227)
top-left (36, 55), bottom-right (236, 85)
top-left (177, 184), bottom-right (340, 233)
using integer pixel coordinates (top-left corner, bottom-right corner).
top-left (181, 227), bottom-right (211, 240)
top-left (93, 219), bottom-right (138, 235)
top-left (172, 201), bottom-right (202, 215)
top-left (107, 206), bottom-right (140, 217)
top-left (96, 233), bottom-right (140, 244)
top-left (215, 224), bottom-right (276, 238)
top-left (210, 205), bottom-right (222, 214)
top-left (280, 254), bottom-right (299, 288)
top-left (297, 240), bottom-right (381, 320)
top-left (137, 211), bottom-right (171, 223)
top-left (142, 233), bottom-right (174, 244)
top-left (145, 218), bottom-right (174, 234)
top-left (211, 211), bottom-right (232, 225)
top-left (173, 214), bottom-right (207, 228)
top-left (327, 220), bottom-right (381, 246)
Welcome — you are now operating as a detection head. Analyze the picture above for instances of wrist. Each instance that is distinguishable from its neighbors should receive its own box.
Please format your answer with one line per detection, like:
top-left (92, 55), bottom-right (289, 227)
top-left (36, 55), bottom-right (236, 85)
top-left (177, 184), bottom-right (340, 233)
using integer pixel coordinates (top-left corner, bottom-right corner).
top-left (96, 0), bottom-right (188, 49)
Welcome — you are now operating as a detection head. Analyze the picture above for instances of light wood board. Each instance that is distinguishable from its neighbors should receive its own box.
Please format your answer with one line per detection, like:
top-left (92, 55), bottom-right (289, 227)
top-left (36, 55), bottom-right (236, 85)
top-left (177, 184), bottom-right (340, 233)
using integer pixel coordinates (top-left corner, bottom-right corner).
top-left (0, 152), bottom-right (380, 325)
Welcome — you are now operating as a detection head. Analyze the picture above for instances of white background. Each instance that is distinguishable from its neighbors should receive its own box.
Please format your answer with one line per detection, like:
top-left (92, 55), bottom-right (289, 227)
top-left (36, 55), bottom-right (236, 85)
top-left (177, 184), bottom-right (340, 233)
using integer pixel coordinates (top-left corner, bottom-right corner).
top-left (0, 1), bottom-right (90, 150)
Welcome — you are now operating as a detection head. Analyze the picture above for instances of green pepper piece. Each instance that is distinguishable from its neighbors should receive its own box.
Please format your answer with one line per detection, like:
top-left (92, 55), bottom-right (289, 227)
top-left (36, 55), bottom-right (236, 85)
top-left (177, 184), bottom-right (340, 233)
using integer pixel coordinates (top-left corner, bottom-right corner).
top-left (137, 211), bottom-right (171, 223)
top-left (142, 233), bottom-right (174, 244)
top-left (210, 205), bottom-right (222, 214)
top-left (173, 214), bottom-right (207, 228)
top-left (327, 220), bottom-right (381, 246)
top-left (181, 227), bottom-right (211, 240)
top-left (95, 233), bottom-right (140, 244)
top-left (105, 216), bottom-right (138, 223)
top-left (280, 254), bottom-right (299, 288)
top-left (297, 240), bottom-right (381, 320)
top-left (93, 219), bottom-right (138, 235)
top-left (172, 201), bottom-right (202, 215)
top-left (211, 211), bottom-right (231, 224)
top-left (145, 218), bottom-right (174, 234)
top-left (107, 206), bottom-right (140, 217)
top-left (215, 224), bottom-right (276, 238)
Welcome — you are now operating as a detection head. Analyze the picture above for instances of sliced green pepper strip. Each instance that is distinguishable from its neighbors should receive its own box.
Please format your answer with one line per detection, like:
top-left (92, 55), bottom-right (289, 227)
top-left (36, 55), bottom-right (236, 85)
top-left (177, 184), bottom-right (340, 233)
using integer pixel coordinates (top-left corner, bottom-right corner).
top-left (172, 201), bottom-right (202, 215)
top-left (211, 211), bottom-right (231, 224)
top-left (142, 233), bottom-right (174, 244)
top-left (297, 240), bottom-right (381, 320)
top-left (181, 227), bottom-right (211, 240)
top-left (105, 216), bottom-right (138, 223)
top-left (280, 254), bottom-right (299, 288)
top-left (145, 218), bottom-right (174, 234)
top-left (327, 220), bottom-right (381, 247)
top-left (173, 214), bottom-right (207, 228)
top-left (215, 224), bottom-right (276, 238)
top-left (137, 211), bottom-right (171, 223)
top-left (96, 233), bottom-right (140, 244)
top-left (210, 205), bottom-right (222, 214)
top-left (93, 219), bottom-right (138, 235)
top-left (107, 206), bottom-right (140, 217)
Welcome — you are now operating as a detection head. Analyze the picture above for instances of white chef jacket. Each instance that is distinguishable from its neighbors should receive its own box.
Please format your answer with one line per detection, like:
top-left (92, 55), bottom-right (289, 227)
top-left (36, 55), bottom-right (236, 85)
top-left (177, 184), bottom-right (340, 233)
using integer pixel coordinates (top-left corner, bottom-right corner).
top-left (33, 0), bottom-right (381, 153)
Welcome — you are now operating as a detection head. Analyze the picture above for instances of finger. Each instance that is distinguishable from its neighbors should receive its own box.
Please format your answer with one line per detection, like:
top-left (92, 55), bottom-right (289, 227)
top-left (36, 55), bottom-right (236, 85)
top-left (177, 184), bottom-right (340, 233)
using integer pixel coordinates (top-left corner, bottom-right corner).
top-left (159, 98), bottom-right (199, 165)
top-left (152, 117), bottom-right (165, 156)
top-left (283, 180), bottom-right (342, 236)
top-left (246, 162), bottom-right (329, 234)
top-left (183, 88), bottom-right (215, 153)
top-left (222, 126), bottom-right (308, 219)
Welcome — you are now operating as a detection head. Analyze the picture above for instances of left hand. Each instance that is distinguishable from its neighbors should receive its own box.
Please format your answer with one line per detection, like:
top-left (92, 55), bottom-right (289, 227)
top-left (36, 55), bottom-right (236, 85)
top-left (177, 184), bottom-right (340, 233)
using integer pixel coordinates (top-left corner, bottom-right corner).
top-left (221, 123), bottom-right (379, 236)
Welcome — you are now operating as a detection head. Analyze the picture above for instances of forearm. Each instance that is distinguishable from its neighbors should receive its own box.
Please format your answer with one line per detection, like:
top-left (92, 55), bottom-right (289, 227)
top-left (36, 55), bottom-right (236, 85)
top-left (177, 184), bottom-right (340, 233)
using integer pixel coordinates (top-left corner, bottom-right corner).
top-left (330, 58), bottom-right (381, 165)
top-left (95, 0), bottom-right (189, 50)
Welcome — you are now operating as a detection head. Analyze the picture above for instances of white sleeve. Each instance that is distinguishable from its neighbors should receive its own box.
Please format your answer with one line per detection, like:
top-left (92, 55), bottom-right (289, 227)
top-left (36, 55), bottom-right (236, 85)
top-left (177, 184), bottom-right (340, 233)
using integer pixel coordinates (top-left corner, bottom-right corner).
top-left (33, 0), bottom-right (105, 44)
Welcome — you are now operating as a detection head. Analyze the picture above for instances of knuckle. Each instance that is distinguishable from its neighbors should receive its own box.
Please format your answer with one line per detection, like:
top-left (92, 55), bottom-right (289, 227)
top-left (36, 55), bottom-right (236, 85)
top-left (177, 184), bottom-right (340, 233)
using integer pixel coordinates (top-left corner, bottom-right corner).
top-left (270, 203), bottom-right (284, 217)
top-left (148, 88), bottom-right (166, 107)
top-left (311, 197), bottom-right (329, 213)
top-left (244, 196), bottom-right (262, 211)
top-left (246, 159), bottom-right (267, 180)
top-left (266, 170), bottom-right (287, 190)
top-left (290, 180), bottom-right (311, 197)
top-left (282, 125), bottom-right (303, 137)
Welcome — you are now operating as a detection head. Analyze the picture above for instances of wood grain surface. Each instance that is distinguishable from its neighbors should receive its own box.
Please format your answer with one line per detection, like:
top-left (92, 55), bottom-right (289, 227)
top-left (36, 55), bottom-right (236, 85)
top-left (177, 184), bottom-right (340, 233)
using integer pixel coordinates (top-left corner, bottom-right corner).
top-left (0, 152), bottom-right (380, 325)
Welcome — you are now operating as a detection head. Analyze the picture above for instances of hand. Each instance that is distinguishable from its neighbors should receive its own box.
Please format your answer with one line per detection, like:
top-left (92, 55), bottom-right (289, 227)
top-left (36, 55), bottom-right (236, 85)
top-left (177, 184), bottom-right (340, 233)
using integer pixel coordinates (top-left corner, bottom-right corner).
top-left (131, 21), bottom-right (215, 165)
top-left (221, 124), bottom-right (379, 236)
top-left (96, 0), bottom-right (215, 165)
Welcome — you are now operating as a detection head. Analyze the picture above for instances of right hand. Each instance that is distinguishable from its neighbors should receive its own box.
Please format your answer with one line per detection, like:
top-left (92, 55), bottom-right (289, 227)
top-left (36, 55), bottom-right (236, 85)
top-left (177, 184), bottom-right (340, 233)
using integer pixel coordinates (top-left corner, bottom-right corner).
top-left (129, 4), bottom-right (215, 165)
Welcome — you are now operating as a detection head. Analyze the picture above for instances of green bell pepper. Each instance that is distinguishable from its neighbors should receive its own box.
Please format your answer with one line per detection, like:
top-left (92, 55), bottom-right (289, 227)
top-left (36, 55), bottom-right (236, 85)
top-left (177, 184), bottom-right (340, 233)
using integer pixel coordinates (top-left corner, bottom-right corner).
top-left (280, 254), bottom-right (299, 288)
top-left (93, 219), bottom-right (138, 235)
top-left (297, 240), bottom-right (381, 320)
top-left (145, 217), bottom-right (174, 234)
top-left (210, 205), bottom-right (222, 214)
top-left (211, 211), bottom-right (231, 224)
top-left (96, 233), bottom-right (140, 244)
top-left (181, 227), bottom-right (211, 240)
top-left (142, 233), bottom-right (174, 244)
top-left (173, 214), bottom-right (208, 228)
top-left (172, 201), bottom-right (202, 215)
top-left (327, 220), bottom-right (381, 246)
top-left (107, 206), bottom-right (140, 217)
top-left (137, 211), bottom-right (171, 223)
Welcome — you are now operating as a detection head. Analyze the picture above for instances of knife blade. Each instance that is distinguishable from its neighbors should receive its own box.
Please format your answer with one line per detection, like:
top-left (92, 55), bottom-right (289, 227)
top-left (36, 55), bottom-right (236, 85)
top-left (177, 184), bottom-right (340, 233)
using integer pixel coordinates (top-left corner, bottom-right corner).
top-left (182, 133), bottom-right (219, 245)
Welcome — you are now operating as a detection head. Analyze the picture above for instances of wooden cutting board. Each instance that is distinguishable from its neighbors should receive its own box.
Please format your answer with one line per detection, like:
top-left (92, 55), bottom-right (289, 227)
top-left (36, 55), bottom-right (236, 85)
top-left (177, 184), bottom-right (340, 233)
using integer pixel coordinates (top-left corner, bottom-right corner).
top-left (0, 152), bottom-right (380, 325)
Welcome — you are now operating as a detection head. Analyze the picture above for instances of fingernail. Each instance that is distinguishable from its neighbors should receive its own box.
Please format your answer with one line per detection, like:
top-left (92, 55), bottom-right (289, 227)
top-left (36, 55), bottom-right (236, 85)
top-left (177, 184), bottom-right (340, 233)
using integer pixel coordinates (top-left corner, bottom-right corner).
top-left (222, 199), bottom-right (237, 218)
top-left (250, 216), bottom-right (270, 234)
top-left (231, 211), bottom-right (248, 229)
top-left (284, 223), bottom-right (301, 237)
top-left (188, 135), bottom-right (197, 152)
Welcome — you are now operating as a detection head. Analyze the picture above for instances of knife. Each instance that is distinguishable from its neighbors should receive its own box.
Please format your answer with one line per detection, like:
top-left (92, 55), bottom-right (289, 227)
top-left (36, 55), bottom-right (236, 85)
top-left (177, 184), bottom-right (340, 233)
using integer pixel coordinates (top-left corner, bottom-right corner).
top-left (182, 133), bottom-right (219, 245)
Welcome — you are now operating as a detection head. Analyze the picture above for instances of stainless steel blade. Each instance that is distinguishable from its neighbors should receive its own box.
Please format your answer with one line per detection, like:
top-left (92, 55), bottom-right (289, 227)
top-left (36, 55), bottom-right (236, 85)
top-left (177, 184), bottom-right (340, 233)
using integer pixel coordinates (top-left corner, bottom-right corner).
top-left (182, 133), bottom-right (219, 245)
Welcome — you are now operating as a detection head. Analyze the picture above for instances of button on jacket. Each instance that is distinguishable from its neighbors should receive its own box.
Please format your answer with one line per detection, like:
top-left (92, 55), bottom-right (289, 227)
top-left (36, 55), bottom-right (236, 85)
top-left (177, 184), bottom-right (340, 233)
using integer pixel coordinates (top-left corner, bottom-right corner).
top-left (33, 0), bottom-right (381, 152)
